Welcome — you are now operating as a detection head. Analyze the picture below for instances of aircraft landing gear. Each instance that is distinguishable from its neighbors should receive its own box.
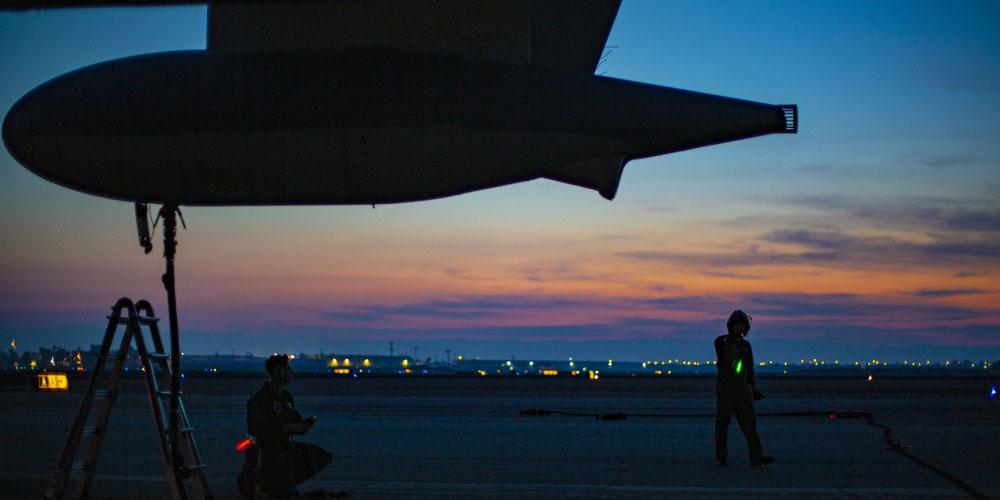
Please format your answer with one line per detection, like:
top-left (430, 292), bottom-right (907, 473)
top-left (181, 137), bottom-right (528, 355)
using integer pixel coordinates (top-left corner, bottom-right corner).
top-left (137, 202), bottom-right (201, 494)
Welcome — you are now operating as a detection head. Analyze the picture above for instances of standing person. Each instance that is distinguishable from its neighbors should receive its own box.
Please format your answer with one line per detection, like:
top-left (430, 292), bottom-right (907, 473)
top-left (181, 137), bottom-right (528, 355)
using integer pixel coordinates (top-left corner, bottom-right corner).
top-left (243, 354), bottom-right (333, 497)
top-left (714, 310), bottom-right (774, 467)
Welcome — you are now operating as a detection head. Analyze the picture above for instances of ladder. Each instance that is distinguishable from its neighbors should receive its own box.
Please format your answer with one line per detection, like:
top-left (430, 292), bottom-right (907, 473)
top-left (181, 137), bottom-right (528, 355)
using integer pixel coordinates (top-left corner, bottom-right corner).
top-left (45, 298), bottom-right (213, 500)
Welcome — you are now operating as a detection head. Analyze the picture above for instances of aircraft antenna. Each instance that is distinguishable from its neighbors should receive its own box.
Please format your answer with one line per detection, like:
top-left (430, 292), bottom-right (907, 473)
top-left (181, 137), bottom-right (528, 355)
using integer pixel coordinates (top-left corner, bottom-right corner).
top-left (596, 44), bottom-right (618, 75)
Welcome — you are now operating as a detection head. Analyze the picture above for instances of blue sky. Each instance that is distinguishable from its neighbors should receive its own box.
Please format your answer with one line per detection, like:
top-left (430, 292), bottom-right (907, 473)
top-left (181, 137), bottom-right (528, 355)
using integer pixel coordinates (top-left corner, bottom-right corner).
top-left (1, 1), bottom-right (998, 362)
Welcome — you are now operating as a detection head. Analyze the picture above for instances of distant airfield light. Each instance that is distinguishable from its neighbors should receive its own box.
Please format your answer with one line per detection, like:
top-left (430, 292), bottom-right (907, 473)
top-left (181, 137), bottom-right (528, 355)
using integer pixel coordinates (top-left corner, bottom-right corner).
top-left (867, 374), bottom-right (873, 383)
top-left (608, 359), bottom-right (613, 367)
top-left (329, 358), bottom-right (339, 367)
top-left (363, 359), bottom-right (371, 367)
top-left (456, 355), bottom-right (463, 361)
top-left (343, 358), bottom-right (350, 366)
top-left (529, 361), bottom-right (534, 367)
top-left (401, 359), bottom-right (409, 367)
top-left (990, 385), bottom-right (997, 400)
top-left (642, 362), bottom-right (647, 368)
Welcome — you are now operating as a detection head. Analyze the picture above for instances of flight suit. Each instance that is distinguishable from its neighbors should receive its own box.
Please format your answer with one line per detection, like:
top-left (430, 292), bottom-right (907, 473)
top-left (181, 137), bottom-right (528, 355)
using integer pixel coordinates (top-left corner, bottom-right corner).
top-left (714, 334), bottom-right (764, 462)
top-left (247, 384), bottom-right (332, 497)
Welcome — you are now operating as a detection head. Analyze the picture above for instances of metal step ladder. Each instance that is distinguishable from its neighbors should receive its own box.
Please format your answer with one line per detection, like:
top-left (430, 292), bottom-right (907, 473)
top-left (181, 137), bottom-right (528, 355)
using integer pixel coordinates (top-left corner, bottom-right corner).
top-left (44, 298), bottom-right (213, 500)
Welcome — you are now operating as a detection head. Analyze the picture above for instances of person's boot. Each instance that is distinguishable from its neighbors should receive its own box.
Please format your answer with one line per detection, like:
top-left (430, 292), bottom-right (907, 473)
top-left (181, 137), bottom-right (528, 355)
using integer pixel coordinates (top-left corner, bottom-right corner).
top-left (750, 455), bottom-right (775, 467)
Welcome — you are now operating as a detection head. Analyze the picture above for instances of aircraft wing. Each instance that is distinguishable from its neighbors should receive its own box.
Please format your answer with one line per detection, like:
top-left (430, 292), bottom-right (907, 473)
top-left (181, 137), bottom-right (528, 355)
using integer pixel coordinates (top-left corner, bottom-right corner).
top-left (208, 0), bottom-right (621, 73)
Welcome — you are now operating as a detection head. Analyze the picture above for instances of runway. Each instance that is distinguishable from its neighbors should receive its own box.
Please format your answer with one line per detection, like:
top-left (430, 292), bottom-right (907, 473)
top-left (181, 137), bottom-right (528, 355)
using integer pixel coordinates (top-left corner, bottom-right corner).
top-left (2, 376), bottom-right (997, 498)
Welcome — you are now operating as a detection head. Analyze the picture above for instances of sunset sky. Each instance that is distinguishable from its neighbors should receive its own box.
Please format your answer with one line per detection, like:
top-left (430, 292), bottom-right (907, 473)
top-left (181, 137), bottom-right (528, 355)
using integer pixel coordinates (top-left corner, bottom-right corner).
top-left (2, 1), bottom-right (998, 362)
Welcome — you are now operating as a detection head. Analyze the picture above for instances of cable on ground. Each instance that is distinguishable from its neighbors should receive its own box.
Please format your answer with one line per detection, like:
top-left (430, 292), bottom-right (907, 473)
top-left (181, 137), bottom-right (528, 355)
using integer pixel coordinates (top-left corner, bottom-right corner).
top-left (519, 408), bottom-right (990, 499)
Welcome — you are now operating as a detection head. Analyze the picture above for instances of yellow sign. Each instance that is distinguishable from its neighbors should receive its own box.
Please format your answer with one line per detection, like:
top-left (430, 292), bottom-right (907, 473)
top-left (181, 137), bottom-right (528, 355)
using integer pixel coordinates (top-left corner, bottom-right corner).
top-left (37, 372), bottom-right (69, 391)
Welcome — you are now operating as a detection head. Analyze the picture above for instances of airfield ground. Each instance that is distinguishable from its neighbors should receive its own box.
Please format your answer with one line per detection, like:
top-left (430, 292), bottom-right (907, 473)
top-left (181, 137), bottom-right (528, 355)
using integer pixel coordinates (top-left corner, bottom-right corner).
top-left (2, 376), bottom-right (998, 499)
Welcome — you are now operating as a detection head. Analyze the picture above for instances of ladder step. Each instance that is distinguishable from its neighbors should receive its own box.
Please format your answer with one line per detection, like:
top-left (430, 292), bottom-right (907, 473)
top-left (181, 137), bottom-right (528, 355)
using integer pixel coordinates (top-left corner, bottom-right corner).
top-left (107, 315), bottom-right (158, 324)
top-left (81, 425), bottom-right (102, 437)
top-left (163, 426), bottom-right (195, 434)
top-left (184, 464), bottom-right (207, 471)
top-left (157, 391), bottom-right (183, 397)
top-left (147, 353), bottom-right (170, 361)
top-left (93, 390), bottom-right (115, 399)
top-left (70, 460), bottom-right (89, 473)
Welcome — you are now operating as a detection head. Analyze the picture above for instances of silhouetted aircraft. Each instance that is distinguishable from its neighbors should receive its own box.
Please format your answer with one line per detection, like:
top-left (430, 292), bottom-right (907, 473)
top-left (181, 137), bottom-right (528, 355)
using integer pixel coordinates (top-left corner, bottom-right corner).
top-left (3, 0), bottom-right (796, 205)
top-left (3, 3), bottom-right (798, 497)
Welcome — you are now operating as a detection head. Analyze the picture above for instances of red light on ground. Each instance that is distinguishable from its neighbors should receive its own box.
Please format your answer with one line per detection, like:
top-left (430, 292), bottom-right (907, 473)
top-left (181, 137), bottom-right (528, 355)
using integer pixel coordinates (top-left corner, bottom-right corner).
top-left (235, 438), bottom-right (254, 452)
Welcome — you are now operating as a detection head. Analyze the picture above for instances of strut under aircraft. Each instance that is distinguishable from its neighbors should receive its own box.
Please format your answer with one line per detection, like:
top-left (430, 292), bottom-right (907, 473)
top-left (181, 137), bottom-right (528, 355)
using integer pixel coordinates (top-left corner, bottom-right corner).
top-left (3, 0), bottom-right (796, 205)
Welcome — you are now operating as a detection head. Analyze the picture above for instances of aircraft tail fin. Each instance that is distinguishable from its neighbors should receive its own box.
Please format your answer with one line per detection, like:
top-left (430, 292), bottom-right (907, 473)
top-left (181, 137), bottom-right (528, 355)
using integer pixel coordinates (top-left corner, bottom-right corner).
top-left (544, 155), bottom-right (627, 200)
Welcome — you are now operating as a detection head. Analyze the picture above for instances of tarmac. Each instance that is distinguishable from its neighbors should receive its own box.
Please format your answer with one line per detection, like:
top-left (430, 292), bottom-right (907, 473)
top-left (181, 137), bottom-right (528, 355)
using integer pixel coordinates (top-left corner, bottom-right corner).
top-left (1, 376), bottom-right (998, 499)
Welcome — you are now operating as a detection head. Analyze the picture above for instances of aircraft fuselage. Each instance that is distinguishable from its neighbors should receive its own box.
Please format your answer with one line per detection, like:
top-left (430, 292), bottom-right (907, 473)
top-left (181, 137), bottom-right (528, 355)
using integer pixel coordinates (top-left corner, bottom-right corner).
top-left (3, 49), bottom-right (795, 204)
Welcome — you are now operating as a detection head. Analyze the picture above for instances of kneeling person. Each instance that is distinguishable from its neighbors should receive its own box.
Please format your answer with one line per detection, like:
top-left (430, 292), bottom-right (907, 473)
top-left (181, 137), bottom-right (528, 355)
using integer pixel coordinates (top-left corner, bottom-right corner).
top-left (247, 354), bottom-right (332, 497)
